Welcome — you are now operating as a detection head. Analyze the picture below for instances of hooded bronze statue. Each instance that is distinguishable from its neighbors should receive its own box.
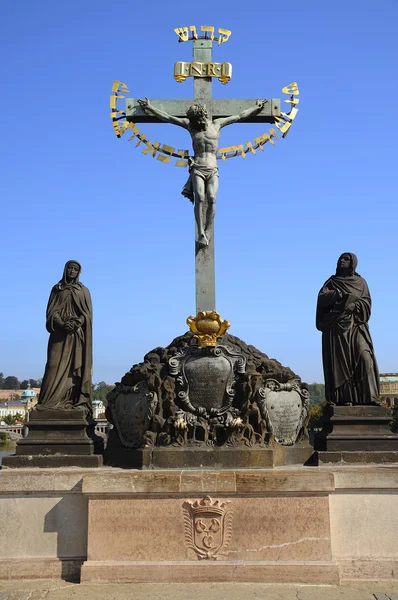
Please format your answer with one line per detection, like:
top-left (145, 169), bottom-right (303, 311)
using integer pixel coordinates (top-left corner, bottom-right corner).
top-left (37, 260), bottom-right (93, 415)
top-left (316, 253), bottom-right (380, 405)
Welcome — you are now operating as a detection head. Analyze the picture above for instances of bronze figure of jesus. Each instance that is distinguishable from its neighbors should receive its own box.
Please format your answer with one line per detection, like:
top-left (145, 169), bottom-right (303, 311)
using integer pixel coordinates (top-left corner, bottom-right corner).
top-left (138, 98), bottom-right (266, 247)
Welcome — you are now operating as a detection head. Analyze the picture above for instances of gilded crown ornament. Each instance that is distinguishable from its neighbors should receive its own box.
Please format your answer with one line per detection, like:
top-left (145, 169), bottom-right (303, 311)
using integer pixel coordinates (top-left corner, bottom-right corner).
top-left (187, 311), bottom-right (230, 346)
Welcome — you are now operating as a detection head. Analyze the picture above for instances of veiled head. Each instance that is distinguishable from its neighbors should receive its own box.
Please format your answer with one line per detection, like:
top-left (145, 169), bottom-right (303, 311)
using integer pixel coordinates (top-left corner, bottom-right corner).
top-left (336, 252), bottom-right (358, 276)
top-left (62, 260), bottom-right (81, 284)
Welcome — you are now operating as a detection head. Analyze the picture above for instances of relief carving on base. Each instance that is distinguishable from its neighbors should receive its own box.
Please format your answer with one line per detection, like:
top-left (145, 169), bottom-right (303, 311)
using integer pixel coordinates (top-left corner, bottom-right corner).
top-left (182, 495), bottom-right (233, 560)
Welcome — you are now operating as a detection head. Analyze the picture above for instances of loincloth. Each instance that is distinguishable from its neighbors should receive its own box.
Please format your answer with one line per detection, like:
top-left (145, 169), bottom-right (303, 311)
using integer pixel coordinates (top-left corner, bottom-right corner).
top-left (181, 163), bottom-right (219, 203)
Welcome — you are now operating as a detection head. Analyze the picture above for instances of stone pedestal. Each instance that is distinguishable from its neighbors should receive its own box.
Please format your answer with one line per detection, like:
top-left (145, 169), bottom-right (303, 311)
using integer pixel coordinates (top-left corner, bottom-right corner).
top-left (2, 466), bottom-right (398, 582)
top-left (104, 428), bottom-right (313, 469)
top-left (80, 468), bottom-right (338, 583)
top-left (314, 405), bottom-right (398, 464)
top-left (2, 408), bottom-right (103, 468)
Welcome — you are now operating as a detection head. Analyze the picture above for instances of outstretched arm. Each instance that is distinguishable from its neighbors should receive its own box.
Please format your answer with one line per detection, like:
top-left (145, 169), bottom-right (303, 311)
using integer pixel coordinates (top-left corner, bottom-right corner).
top-left (138, 97), bottom-right (189, 129)
top-left (215, 99), bottom-right (267, 129)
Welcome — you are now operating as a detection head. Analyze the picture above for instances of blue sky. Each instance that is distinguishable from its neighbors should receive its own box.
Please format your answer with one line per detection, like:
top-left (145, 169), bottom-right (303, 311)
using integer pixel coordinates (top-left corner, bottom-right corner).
top-left (1, 0), bottom-right (397, 385)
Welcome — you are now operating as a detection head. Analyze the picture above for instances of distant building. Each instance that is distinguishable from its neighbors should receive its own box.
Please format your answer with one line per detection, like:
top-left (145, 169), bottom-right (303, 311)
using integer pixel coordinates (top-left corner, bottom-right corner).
top-left (20, 383), bottom-right (38, 410)
top-left (0, 400), bottom-right (27, 420)
top-left (0, 387), bottom-right (40, 402)
top-left (380, 373), bottom-right (398, 408)
top-left (92, 399), bottom-right (106, 419)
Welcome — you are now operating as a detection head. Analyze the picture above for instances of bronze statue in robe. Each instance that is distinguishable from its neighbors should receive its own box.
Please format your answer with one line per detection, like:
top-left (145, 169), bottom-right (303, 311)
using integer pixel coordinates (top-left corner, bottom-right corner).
top-left (316, 253), bottom-right (380, 405)
top-left (36, 260), bottom-right (93, 415)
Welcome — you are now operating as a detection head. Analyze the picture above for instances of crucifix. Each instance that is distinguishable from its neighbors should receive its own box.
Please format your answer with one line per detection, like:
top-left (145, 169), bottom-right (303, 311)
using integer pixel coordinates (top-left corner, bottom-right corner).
top-left (111, 27), bottom-right (298, 315)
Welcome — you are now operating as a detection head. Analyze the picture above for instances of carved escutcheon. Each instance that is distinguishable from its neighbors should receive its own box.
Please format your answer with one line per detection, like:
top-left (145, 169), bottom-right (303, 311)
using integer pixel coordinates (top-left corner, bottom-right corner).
top-left (257, 379), bottom-right (309, 446)
top-left (182, 495), bottom-right (233, 560)
top-left (169, 345), bottom-right (246, 419)
top-left (107, 381), bottom-right (158, 448)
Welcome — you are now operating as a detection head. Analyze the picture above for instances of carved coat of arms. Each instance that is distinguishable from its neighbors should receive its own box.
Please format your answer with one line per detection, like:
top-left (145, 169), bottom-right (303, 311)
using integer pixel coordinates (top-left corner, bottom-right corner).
top-left (183, 496), bottom-right (233, 560)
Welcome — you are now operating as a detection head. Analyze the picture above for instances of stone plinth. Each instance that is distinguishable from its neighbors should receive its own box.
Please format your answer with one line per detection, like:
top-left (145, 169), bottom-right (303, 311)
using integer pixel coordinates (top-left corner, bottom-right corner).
top-left (2, 466), bottom-right (398, 583)
top-left (2, 408), bottom-right (103, 469)
top-left (314, 405), bottom-right (398, 463)
top-left (80, 468), bottom-right (338, 583)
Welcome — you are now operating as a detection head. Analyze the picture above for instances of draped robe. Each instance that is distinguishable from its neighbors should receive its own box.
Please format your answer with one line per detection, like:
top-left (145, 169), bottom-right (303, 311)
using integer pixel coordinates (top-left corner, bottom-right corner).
top-left (316, 271), bottom-right (379, 405)
top-left (37, 264), bottom-right (93, 415)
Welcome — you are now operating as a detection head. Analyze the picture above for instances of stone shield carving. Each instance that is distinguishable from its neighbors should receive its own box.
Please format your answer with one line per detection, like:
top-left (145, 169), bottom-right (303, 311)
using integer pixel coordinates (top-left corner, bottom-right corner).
top-left (169, 345), bottom-right (246, 424)
top-left (257, 379), bottom-right (309, 446)
top-left (107, 381), bottom-right (158, 448)
top-left (183, 496), bottom-right (233, 560)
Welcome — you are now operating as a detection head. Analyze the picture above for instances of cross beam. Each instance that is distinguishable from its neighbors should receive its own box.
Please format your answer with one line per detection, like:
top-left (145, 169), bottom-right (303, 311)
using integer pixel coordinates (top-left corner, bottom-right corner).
top-left (125, 99), bottom-right (280, 123)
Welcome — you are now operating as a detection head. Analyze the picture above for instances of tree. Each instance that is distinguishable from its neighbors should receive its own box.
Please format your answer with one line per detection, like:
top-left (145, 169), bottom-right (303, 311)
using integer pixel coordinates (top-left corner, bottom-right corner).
top-left (0, 372), bottom-right (4, 388)
top-left (20, 379), bottom-right (40, 389)
top-left (3, 376), bottom-right (20, 390)
top-left (92, 381), bottom-right (114, 404)
top-left (390, 408), bottom-right (398, 433)
top-left (3, 414), bottom-right (18, 425)
top-left (308, 403), bottom-right (324, 430)
top-left (308, 383), bottom-right (326, 405)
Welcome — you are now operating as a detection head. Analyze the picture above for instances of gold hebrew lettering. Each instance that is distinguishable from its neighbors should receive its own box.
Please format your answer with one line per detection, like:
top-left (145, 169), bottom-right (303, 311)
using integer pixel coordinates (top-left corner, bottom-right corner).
top-left (175, 149), bottom-right (189, 166)
top-left (281, 122), bottom-right (293, 136)
top-left (282, 82), bottom-right (299, 95)
top-left (110, 95), bottom-right (117, 109)
top-left (218, 144), bottom-right (245, 154)
top-left (218, 144), bottom-right (245, 160)
top-left (128, 123), bottom-right (141, 136)
top-left (157, 154), bottom-right (171, 164)
top-left (253, 133), bottom-right (270, 149)
top-left (217, 28), bottom-right (231, 45)
top-left (245, 141), bottom-right (256, 154)
top-left (135, 133), bottom-right (147, 148)
top-left (160, 144), bottom-right (175, 155)
top-left (280, 107), bottom-right (298, 121)
top-left (174, 27), bottom-right (189, 41)
top-left (142, 140), bottom-right (157, 157)
top-left (110, 110), bottom-right (125, 118)
top-left (284, 97), bottom-right (300, 105)
top-left (201, 25), bottom-right (215, 40)
top-left (111, 80), bottom-right (122, 93)
top-left (189, 25), bottom-right (199, 39)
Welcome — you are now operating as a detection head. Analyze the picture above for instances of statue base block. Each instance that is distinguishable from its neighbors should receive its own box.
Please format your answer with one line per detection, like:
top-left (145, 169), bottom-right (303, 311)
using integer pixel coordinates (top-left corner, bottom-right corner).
top-left (2, 408), bottom-right (103, 469)
top-left (314, 405), bottom-right (398, 461)
top-left (315, 450), bottom-right (398, 465)
top-left (104, 436), bottom-right (313, 469)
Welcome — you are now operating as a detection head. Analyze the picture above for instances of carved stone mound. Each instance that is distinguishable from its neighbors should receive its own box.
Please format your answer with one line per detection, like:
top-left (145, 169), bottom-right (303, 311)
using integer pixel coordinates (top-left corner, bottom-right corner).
top-left (257, 379), bottom-right (310, 446)
top-left (107, 382), bottom-right (158, 449)
top-left (105, 332), bottom-right (310, 456)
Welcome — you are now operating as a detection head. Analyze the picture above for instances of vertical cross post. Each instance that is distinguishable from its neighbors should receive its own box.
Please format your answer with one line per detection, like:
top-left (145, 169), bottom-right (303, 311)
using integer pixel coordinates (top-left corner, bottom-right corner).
top-left (193, 39), bottom-right (216, 314)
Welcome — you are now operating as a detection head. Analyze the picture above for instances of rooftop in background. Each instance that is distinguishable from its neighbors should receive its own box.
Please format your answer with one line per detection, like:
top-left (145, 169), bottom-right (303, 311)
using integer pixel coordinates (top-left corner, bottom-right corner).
top-left (0, 388), bottom-right (40, 401)
top-left (380, 373), bottom-right (398, 382)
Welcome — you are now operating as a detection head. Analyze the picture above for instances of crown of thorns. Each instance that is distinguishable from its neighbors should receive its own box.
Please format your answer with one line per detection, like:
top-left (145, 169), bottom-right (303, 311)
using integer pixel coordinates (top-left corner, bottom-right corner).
top-left (186, 104), bottom-right (208, 119)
